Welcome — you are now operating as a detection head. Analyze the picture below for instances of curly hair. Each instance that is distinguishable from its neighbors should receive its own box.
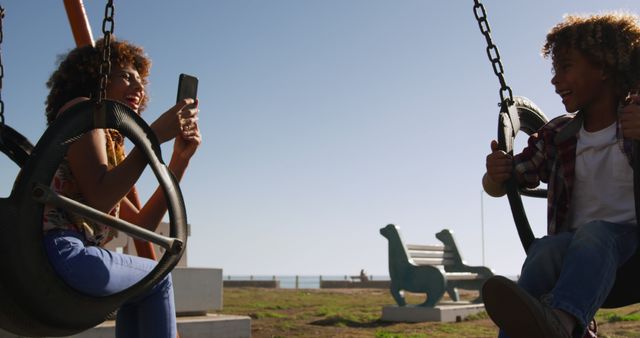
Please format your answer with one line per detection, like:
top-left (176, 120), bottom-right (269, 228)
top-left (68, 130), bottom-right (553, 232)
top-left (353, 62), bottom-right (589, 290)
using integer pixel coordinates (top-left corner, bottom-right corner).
top-left (542, 12), bottom-right (640, 100)
top-left (45, 37), bottom-right (151, 125)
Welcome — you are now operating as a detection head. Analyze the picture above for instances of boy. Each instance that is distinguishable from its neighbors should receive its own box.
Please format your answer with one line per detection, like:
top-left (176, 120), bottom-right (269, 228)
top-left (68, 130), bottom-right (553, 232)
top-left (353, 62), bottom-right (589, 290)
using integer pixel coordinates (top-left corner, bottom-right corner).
top-left (482, 13), bottom-right (640, 338)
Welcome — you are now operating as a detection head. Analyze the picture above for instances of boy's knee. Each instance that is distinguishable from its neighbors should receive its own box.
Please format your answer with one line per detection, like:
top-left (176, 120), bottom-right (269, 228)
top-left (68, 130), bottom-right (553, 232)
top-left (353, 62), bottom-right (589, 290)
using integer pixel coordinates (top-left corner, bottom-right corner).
top-left (528, 235), bottom-right (571, 260)
top-left (521, 235), bottom-right (572, 276)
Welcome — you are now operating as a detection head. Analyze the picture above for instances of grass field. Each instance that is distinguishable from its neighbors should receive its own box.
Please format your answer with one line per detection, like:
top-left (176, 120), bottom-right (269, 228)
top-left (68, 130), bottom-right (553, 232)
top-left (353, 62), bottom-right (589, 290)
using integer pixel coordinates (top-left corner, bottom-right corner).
top-left (215, 287), bottom-right (640, 338)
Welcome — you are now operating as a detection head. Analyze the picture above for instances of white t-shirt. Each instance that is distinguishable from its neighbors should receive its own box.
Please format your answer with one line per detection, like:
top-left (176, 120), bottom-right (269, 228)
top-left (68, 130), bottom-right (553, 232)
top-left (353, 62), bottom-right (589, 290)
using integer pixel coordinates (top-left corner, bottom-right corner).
top-left (567, 122), bottom-right (636, 229)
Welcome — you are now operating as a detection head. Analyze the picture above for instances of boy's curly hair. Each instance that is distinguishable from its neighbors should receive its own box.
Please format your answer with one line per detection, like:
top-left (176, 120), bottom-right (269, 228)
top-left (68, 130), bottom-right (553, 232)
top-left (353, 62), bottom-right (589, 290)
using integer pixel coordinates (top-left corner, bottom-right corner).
top-left (542, 12), bottom-right (640, 100)
top-left (45, 37), bottom-right (151, 125)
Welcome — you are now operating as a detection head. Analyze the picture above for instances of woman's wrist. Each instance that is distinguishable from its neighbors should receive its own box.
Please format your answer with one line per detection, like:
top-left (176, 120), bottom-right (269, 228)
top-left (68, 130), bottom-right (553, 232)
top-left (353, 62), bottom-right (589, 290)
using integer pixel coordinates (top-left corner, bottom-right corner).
top-left (168, 155), bottom-right (190, 178)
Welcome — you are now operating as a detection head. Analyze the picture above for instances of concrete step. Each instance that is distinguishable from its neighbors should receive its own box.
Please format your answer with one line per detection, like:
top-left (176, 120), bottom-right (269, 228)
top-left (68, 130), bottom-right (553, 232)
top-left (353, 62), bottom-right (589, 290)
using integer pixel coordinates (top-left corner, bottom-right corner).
top-left (381, 301), bottom-right (485, 322)
top-left (0, 314), bottom-right (251, 338)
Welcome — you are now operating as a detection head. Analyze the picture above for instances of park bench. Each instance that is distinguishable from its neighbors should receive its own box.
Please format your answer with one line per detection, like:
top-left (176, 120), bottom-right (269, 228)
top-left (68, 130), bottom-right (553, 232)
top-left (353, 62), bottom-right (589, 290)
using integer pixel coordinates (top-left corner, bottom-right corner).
top-left (380, 224), bottom-right (494, 307)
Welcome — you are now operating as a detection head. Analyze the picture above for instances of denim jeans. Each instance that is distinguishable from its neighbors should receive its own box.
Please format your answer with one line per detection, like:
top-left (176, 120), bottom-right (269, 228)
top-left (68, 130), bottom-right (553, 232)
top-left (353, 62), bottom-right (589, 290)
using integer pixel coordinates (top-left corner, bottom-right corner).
top-left (43, 230), bottom-right (177, 338)
top-left (498, 221), bottom-right (638, 338)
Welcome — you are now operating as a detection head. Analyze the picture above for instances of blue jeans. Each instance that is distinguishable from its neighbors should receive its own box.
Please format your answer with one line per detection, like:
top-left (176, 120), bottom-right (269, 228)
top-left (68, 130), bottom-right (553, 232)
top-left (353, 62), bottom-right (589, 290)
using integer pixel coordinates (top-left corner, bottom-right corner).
top-left (43, 230), bottom-right (177, 338)
top-left (498, 221), bottom-right (638, 338)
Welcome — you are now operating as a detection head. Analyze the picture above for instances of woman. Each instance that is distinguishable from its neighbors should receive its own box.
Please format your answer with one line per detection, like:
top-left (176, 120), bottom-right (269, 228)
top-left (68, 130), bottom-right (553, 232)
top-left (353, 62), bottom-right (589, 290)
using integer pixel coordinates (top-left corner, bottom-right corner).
top-left (42, 37), bottom-right (201, 338)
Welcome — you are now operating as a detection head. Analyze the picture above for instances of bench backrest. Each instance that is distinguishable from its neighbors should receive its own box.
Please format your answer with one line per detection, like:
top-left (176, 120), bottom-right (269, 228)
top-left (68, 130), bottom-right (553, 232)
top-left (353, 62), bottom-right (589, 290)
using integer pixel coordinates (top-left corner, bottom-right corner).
top-left (380, 225), bottom-right (467, 273)
top-left (406, 244), bottom-right (456, 271)
top-left (406, 229), bottom-right (469, 272)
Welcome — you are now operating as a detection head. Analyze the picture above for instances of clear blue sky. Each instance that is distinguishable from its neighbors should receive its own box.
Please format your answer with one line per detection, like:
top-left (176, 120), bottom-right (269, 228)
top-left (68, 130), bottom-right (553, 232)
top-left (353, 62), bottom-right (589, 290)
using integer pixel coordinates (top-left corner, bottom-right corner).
top-left (0, 1), bottom-right (638, 276)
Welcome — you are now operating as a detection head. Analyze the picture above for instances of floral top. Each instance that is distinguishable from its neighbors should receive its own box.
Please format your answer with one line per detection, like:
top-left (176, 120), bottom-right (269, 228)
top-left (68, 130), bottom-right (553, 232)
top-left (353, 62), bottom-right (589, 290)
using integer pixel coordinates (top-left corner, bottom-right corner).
top-left (42, 130), bottom-right (126, 246)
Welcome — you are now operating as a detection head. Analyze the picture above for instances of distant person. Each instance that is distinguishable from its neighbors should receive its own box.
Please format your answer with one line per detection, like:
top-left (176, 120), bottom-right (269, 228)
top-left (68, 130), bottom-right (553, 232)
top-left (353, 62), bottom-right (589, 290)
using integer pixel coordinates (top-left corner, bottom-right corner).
top-left (360, 269), bottom-right (369, 282)
top-left (482, 12), bottom-right (640, 338)
top-left (43, 37), bottom-right (201, 338)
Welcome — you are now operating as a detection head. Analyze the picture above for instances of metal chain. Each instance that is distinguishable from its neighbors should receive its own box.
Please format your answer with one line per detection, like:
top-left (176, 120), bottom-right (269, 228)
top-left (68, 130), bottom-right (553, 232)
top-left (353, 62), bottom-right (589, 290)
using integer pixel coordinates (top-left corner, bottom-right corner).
top-left (0, 6), bottom-right (5, 127)
top-left (473, 0), bottom-right (513, 105)
top-left (98, 0), bottom-right (115, 103)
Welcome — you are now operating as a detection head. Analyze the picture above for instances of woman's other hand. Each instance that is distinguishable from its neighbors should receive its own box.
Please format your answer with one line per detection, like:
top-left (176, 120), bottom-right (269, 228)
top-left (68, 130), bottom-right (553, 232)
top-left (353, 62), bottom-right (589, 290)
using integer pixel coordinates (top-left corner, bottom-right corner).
top-left (150, 98), bottom-right (198, 144)
top-left (173, 99), bottom-right (201, 161)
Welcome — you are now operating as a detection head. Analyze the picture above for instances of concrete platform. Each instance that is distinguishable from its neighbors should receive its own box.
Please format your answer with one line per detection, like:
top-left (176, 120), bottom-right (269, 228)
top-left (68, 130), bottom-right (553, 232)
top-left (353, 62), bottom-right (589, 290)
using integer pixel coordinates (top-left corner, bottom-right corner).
top-left (71, 314), bottom-right (251, 338)
top-left (381, 302), bottom-right (485, 323)
top-left (0, 314), bottom-right (251, 338)
top-left (173, 267), bottom-right (223, 314)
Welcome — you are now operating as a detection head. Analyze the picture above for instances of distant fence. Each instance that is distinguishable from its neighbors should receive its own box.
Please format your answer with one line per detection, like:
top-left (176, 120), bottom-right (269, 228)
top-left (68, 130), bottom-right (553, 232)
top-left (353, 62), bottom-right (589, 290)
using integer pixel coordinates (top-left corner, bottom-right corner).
top-left (223, 275), bottom-right (390, 289)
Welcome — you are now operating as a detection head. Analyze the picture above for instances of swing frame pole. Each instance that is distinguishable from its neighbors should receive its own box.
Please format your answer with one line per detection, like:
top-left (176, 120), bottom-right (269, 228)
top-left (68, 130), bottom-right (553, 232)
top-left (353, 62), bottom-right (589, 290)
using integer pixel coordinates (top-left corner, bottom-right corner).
top-left (63, 0), bottom-right (94, 47)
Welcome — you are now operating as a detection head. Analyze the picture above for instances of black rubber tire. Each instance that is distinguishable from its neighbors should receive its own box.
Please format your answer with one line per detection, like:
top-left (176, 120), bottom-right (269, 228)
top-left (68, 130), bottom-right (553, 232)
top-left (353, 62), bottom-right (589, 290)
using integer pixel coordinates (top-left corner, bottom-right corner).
top-left (0, 100), bottom-right (188, 337)
top-left (0, 124), bottom-right (34, 168)
top-left (497, 96), bottom-right (548, 253)
top-left (512, 96), bottom-right (547, 134)
top-left (511, 97), bottom-right (548, 199)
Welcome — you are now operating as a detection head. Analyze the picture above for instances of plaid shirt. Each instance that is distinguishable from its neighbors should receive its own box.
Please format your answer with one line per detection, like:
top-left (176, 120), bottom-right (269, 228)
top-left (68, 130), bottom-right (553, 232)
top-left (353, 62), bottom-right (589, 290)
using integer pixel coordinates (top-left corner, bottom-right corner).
top-left (513, 110), bottom-right (633, 235)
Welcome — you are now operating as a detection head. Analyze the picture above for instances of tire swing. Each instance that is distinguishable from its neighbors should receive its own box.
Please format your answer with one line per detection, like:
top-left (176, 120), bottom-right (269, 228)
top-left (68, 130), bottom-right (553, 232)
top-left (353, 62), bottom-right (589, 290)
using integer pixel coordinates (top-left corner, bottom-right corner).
top-left (0, 3), bottom-right (188, 336)
top-left (0, 100), bottom-right (188, 337)
top-left (473, 0), bottom-right (640, 310)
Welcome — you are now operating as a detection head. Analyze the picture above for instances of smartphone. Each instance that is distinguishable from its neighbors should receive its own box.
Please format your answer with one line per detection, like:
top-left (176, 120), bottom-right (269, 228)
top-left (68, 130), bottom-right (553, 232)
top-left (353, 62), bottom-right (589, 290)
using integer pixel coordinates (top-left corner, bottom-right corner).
top-left (176, 73), bottom-right (198, 103)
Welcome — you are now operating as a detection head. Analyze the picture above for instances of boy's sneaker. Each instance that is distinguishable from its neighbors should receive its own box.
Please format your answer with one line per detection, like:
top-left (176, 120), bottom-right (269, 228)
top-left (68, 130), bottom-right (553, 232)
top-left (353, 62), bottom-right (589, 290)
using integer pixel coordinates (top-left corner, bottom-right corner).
top-left (482, 275), bottom-right (571, 338)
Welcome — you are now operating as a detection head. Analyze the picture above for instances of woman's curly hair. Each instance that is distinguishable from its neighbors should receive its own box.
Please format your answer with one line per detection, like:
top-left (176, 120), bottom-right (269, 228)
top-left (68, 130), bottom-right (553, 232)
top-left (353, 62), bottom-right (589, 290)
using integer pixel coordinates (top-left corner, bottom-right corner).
top-left (45, 37), bottom-right (151, 124)
top-left (542, 12), bottom-right (640, 100)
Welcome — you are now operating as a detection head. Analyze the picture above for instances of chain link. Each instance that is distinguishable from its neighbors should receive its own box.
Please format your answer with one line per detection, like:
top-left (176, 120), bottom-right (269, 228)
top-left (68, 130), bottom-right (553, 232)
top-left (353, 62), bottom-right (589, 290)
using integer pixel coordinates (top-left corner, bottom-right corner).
top-left (98, 0), bottom-right (115, 103)
top-left (473, 0), bottom-right (513, 105)
top-left (0, 6), bottom-right (5, 127)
